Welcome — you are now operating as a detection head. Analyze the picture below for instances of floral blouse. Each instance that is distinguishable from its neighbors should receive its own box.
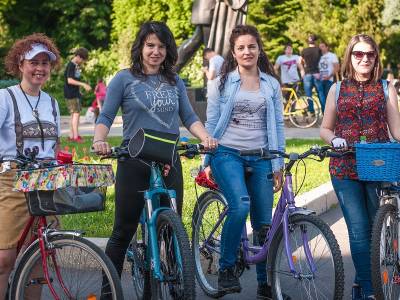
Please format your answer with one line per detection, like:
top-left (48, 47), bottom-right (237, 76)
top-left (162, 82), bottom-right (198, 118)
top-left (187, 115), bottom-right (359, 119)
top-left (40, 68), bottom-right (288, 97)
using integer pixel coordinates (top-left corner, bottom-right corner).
top-left (329, 79), bottom-right (390, 179)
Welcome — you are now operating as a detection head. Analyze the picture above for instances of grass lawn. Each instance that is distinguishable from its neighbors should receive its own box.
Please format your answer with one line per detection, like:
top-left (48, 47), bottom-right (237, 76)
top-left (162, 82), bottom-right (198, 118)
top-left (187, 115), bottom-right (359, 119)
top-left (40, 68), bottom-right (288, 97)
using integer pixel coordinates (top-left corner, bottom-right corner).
top-left (59, 137), bottom-right (330, 237)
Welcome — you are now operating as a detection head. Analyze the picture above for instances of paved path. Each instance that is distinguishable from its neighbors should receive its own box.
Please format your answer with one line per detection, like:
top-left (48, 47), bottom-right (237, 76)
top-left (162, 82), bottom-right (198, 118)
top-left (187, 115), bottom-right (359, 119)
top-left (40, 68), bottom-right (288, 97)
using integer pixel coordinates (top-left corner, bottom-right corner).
top-left (60, 116), bottom-right (321, 140)
top-left (89, 205), bottom-right (354, 300)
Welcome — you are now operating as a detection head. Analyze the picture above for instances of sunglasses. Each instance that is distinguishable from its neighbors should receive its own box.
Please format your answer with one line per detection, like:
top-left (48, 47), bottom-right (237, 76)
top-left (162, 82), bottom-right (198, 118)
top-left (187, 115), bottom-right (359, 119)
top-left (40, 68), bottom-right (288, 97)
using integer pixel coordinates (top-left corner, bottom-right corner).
top-left (352, 51), bottom-right (376, 60)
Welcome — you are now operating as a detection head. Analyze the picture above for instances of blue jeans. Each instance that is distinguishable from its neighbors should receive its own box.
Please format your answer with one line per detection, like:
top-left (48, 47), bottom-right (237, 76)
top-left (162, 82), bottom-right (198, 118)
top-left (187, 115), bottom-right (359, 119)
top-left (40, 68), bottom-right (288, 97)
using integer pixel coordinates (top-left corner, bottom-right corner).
top-left (331, 176), bottom-right (381, 297)
top-left (320, 80), bottom-right (334, 113)
top-left (211, 145), bottom-right (273, 283)
top-left (303, 74), bottom-right (324, 113)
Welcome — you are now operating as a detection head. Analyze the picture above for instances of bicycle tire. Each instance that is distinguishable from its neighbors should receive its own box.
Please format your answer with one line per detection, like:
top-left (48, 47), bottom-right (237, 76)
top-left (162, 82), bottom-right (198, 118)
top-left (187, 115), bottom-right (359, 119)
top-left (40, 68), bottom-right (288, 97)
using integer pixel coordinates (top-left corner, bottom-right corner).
top-left (126, 221), bottom-right (152, 299)
top-left (9, 235), bottom-right (123, 300)
top-left (150, 209), bottom-right (195, 299)
top-left (371, 203), bottom-right (400, 299)
top-left (192, 191), bottom-right (227, 298)
top-left (288, 96), bottom-right (321, 128)
top-left (270, 214), bottom-right (344, 300)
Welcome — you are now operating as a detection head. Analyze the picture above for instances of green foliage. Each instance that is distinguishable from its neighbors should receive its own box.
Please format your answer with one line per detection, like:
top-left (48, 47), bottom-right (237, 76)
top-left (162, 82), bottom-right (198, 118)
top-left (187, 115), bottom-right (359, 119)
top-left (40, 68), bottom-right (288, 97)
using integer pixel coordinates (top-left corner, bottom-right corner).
top-left (111, 0), bottom-right (193, 69)
top-left (248, 0), bottom-right (301, 60)
top-left (1, 0), bottom-right (112, 55)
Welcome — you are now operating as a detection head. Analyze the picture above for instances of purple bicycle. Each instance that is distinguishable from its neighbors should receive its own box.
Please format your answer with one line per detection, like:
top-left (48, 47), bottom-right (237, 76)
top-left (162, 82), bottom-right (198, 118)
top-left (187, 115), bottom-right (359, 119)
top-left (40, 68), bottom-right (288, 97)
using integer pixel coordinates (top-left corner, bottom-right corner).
top-left (191, 145), bottom-right (345, 299)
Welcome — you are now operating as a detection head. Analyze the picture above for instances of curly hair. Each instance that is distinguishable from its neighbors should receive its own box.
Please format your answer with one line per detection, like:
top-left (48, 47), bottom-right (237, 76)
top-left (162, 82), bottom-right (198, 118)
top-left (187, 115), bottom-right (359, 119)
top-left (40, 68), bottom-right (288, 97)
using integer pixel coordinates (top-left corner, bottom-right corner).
top-left (4, 33), bottom-right (61, 78)
top-left (219, 25), bottom-right (279, 91)
top-left (130, 21), bottom-right (177, 85)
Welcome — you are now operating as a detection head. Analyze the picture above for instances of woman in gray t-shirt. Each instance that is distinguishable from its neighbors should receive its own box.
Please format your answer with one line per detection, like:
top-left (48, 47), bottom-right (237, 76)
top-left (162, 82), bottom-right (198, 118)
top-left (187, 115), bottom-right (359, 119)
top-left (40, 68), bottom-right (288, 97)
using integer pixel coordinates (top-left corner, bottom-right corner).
top-left (92, 21), bottom-right (217, 279)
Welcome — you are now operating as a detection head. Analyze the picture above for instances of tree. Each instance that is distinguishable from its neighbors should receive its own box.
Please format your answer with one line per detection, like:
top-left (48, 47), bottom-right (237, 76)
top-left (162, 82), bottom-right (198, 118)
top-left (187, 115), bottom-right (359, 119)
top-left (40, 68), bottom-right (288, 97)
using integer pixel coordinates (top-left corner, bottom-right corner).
top-left (247, 0), bottom-right (301, 60)
top-left (1, 0), bottom-right (112, 54)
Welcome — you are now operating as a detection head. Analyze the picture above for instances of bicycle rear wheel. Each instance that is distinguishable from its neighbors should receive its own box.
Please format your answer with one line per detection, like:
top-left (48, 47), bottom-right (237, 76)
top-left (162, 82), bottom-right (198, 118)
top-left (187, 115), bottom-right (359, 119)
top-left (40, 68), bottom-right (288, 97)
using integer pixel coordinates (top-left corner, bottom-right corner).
top-left (371, 203), bottom-right (400, 299)
top-left (192, 192), bottom-right (227, 298)
top-left (288, 96), bottom-right (321, 128)
top-left (151, 209), bottom-right (195, 299)
top-left (126, 221), bottom-right (151, 299)
top-left (10, 235), bottom-right (123, 300)
top-left (270, 214), bottom-right (344, 299)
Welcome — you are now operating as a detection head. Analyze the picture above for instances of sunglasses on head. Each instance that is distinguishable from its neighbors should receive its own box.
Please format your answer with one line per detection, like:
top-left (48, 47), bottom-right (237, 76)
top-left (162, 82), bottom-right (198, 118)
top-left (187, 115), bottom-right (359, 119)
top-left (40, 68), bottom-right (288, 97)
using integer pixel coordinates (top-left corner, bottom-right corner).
top-left (352, 51), bottom-right (376, 60)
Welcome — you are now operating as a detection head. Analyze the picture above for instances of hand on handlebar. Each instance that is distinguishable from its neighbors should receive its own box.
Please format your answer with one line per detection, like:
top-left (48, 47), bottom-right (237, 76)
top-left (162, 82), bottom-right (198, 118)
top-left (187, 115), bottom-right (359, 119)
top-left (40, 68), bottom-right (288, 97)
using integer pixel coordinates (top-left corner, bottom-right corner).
top-left (331, 137), bottom-right (348, 150)
top-left (92, 140), bottom-right (111, 155)
top-left (202, 136), bottom-right (218, 150)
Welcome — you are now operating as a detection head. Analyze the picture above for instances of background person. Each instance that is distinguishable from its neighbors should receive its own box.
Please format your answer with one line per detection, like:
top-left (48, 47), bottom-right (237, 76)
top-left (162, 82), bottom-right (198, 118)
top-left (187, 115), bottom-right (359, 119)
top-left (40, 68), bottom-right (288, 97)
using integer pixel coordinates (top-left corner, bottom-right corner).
top-left (204, 25), bottom-right (285, 298)
top-left (274, 43), bottom-right (305, 102)
top-left (202, 47), bottom-right (224, 81)
top-left (63, 47), bottom-right (91, 143)
top-left (92, 21), bottom-right (217, 278)
top-left (318, 41), bottom-right (339, 112)
top-left (300, 34), bottom-right (323, 114)
top-left (320, 34), bottom-right (400, 300)
top-left (0, 33), bottom-right (61, 299)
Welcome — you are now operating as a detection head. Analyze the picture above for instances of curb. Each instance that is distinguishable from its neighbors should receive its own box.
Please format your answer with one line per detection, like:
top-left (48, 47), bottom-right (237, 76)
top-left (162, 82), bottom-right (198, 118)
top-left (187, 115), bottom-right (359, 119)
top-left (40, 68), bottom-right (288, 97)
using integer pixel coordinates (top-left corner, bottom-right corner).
top-left (88, 182), bottom-right (338, 250)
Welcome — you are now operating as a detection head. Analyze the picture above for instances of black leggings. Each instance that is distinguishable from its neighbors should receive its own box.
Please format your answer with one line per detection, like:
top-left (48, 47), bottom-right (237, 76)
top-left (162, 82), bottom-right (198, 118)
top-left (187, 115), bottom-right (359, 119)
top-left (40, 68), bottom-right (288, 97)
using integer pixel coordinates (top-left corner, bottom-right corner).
top-left (105, 157), bottom-right (183, 276)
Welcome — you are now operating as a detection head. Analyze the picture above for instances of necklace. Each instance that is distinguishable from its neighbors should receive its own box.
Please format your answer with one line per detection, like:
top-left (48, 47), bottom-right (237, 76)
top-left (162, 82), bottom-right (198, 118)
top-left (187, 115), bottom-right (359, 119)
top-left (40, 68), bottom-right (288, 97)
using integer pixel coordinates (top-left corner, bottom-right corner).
top-left (19, 85), bottom-right (41, 118)
top-left (19, 84), bottom-right (45, 150)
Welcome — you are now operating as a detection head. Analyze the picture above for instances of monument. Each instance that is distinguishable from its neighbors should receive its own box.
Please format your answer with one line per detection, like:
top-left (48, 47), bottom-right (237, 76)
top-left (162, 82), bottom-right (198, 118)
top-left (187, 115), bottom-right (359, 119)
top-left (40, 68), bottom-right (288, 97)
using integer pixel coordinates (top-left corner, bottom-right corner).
top-left (177, 0), bottom-right (248, 122)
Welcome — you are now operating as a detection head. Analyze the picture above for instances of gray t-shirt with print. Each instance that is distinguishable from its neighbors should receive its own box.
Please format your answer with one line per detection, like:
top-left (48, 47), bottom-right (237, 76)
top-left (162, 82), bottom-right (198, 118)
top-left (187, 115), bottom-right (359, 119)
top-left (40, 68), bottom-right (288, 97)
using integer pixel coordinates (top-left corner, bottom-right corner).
top-left (219, 88), bottom-right (268, 150)
top-left (97, 69), bottom-right (199, 140)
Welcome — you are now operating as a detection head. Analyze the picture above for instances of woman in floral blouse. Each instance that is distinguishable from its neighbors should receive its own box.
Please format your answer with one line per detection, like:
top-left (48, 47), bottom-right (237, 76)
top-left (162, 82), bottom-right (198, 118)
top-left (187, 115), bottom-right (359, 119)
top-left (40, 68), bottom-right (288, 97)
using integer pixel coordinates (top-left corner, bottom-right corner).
top-left (320, 34), bottom-right (400, 299)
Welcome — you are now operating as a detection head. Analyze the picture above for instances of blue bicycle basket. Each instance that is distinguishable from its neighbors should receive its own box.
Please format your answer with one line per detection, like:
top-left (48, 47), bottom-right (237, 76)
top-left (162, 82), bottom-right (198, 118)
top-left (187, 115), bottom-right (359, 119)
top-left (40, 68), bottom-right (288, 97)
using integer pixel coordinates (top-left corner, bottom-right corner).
top-left (355, 142), bottom-right (400, 182)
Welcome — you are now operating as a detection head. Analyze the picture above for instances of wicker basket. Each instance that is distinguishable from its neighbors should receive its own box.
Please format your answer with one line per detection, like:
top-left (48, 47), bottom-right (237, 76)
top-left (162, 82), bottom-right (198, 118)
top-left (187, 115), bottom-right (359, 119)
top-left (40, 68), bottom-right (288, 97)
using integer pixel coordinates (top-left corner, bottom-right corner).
top-left (355, 142), bottom-right (400, 182)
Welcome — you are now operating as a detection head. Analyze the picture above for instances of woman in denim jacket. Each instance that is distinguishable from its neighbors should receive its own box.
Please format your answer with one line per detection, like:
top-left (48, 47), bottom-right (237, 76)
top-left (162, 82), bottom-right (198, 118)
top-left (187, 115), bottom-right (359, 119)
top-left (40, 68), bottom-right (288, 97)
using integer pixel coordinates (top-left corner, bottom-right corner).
top-left (204, 25), bottom-right (286, 298)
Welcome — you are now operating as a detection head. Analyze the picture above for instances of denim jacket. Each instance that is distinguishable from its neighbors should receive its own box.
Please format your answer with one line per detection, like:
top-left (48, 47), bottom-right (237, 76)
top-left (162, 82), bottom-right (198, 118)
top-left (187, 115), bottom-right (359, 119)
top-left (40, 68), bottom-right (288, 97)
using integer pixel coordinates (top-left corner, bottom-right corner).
top-left (204, 69), bottom-right (285, 172)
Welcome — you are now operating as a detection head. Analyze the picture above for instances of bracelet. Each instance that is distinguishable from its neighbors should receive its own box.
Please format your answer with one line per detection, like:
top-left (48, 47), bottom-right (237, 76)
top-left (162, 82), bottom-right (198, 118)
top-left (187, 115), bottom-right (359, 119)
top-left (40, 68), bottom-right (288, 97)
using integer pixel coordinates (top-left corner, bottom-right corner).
top-left (92, 140), bottom-right (105, 145)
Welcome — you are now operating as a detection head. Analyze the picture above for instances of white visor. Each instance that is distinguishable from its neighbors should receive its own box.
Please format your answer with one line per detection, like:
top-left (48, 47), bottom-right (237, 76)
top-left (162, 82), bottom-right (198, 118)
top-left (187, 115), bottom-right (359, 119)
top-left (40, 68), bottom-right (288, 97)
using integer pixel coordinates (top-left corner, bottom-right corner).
top-left (23, 43), bottom-right (56, 61)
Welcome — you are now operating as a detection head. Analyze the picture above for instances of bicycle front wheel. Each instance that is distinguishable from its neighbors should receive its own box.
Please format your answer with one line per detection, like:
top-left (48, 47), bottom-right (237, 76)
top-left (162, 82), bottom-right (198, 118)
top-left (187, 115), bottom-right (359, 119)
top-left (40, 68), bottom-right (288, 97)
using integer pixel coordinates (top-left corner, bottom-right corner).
top-left (192, 192), bottom-right (227, 298)
top-left (10, 235), bottom-right (123, 300)
top-left (288, 96), bottom-right (321, 128)
top-left (371, 204), bottom-right (400, 299)
top-left (151, 209), bottom-right (195, 300)
top-left (270, 214), bottom-right (344, 299)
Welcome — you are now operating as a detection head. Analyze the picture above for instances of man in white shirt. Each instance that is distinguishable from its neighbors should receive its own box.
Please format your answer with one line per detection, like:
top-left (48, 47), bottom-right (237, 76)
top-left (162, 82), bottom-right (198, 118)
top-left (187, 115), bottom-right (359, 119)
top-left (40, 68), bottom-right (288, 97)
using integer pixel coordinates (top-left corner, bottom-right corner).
top-left (202, 48), bottom-right (224, 80)
top-left (274, 43), bottom-right (304, 102)
top-left (318, 41), bottom-right (339, 112)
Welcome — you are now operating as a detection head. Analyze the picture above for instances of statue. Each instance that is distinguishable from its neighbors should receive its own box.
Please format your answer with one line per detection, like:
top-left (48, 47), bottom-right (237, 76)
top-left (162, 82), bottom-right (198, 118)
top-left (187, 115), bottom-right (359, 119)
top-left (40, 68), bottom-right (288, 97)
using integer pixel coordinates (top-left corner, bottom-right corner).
top-left (176, 0), bottom-right (248, 72)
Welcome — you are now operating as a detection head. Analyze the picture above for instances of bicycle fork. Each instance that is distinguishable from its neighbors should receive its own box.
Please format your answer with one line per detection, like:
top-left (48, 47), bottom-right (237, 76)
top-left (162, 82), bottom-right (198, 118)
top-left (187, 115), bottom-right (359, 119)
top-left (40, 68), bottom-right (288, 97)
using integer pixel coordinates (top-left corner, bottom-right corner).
top-left (282, 210), bottom-right (317, 279)
top-left (37, 225), bottom-right (73, 300)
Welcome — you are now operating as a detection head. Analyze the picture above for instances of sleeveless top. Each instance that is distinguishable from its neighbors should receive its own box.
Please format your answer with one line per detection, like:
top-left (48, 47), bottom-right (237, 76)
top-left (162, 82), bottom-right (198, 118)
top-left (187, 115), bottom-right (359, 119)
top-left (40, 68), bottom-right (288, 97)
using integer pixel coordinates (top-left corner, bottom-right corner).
top-left (329, 79), bottom-right (390, 179)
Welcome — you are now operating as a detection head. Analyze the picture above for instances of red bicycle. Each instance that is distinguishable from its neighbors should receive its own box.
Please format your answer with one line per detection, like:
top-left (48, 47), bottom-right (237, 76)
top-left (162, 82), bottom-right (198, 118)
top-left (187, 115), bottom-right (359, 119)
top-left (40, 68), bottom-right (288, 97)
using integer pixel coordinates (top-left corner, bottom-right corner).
top-left (1, 148), bottom-right (122, 300)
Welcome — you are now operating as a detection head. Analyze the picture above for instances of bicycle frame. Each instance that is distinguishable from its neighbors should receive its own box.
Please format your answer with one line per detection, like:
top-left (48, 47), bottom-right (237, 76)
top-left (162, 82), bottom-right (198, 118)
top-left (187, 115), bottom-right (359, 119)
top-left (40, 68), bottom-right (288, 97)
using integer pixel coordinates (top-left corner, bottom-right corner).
top-left (141, 161), bottom-right (181, 281)
top-left (200, 171), bottom-right (317, 278)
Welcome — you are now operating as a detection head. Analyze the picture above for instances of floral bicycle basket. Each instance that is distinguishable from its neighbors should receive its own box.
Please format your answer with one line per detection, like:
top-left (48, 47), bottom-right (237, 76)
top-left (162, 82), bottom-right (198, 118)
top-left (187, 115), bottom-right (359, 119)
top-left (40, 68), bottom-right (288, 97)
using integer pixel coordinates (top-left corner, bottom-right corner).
top-left (355, 142), bottom-right (400, 182)
top-left (13, 164), bottom-right (115, 216)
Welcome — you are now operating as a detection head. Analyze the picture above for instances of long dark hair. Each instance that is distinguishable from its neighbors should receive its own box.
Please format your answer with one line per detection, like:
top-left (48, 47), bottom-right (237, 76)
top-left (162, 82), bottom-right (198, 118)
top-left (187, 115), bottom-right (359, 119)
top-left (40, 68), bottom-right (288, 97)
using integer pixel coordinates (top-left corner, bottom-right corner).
top-left (130, 21), bottom-right (177, 84)
top-left (219, 25), bottom-right (278, 91)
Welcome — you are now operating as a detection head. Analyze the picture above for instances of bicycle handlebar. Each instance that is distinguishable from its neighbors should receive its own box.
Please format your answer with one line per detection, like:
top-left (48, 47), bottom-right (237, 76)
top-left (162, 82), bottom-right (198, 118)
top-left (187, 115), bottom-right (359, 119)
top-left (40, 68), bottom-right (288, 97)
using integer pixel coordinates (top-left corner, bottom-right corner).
top-left (240, 145), bottom-right (354, 163)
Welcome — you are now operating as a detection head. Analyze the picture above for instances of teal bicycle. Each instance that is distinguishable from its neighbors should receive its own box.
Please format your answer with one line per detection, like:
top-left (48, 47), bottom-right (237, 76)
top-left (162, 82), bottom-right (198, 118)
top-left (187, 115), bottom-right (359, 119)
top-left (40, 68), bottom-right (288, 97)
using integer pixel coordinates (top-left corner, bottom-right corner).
top-left (106, 138), bottom-right (196, 299)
